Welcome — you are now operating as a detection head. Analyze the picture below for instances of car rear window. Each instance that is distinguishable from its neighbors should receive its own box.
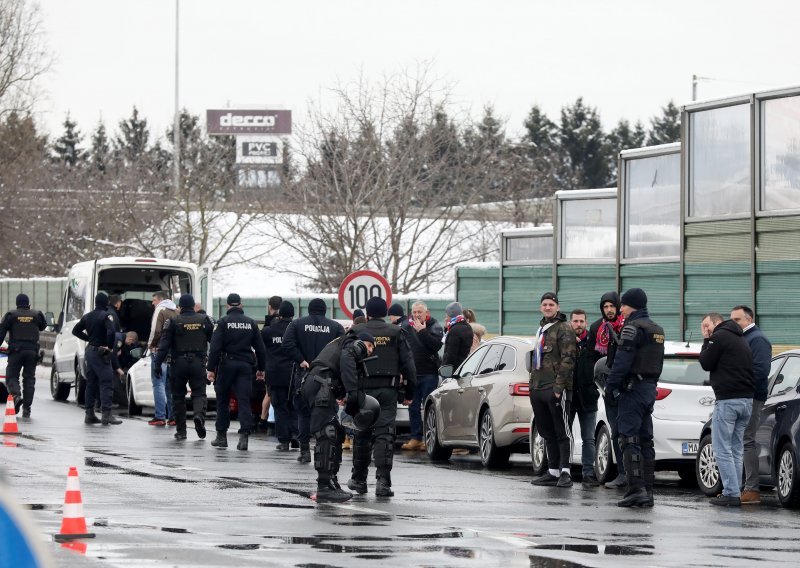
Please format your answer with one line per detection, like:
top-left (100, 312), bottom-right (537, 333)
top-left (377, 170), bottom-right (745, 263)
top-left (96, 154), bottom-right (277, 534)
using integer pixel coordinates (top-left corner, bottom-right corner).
top-left (660, 357), bottom-right (708, 386)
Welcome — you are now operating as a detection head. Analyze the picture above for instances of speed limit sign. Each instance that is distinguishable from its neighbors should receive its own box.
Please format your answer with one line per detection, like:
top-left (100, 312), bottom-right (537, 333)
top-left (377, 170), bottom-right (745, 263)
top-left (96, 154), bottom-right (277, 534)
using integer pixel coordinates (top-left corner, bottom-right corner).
top-left (338, 270), bottom-right (393, 319)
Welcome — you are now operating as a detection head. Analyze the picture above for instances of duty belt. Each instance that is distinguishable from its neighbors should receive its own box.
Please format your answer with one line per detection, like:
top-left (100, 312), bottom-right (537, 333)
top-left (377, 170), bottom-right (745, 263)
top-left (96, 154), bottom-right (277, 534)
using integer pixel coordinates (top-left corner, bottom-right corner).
top-left (86, 345), bottom-right (108, 351)
top-left (362, 376), bottom-right (400, 389)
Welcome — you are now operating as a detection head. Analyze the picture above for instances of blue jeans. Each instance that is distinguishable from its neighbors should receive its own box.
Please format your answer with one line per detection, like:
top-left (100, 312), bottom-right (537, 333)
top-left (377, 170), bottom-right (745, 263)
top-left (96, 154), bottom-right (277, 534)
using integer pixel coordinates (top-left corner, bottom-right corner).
top-left (712, 398), bottom-right (752, 498)
top-left (570, 409), bottom-right (597, 477)
top-left (410, 374), bottom-right (439, 440)
top-left (151, 356), bottom-right (172, 420)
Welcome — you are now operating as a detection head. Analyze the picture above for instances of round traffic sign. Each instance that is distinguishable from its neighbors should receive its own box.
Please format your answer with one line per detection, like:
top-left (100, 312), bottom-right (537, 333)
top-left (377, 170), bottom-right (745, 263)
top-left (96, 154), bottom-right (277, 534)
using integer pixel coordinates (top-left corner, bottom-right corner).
top-left (338, 270), bottom-right (393, 320)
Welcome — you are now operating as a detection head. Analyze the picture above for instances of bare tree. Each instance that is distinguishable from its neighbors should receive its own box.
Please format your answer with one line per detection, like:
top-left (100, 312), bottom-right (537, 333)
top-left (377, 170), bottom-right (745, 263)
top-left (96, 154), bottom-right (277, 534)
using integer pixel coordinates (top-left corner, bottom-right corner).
top-left (0, 0), bottom-right (51, 117)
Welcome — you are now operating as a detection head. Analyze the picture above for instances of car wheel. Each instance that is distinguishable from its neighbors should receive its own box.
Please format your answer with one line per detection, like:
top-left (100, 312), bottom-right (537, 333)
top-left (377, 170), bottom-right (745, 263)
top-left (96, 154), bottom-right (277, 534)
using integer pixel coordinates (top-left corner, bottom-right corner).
top-left (424, 404), bottom-right (452, 461)
top-left (50, 366), bottom-right (70, 401)
top-left (777, 444), bottom-right (800, 509)
top-left (127, 375), bottom-right (142, 416)
top-left (479, 410), bottom-right (511, 469)
top-left (696, 434), bottom-right (721, 496)
top-left (530, 424), bottom-right (548, 475)
top-left (75, 365), bottom-right (86, 406)
top-left (594, 423), bottom-right (617, 484)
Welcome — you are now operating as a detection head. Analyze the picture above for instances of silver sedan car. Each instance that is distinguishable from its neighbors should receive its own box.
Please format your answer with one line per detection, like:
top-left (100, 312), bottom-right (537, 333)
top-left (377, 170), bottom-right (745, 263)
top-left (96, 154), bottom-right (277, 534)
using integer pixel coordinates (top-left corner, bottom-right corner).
top-left (423, 337), bottom-right (533, 468)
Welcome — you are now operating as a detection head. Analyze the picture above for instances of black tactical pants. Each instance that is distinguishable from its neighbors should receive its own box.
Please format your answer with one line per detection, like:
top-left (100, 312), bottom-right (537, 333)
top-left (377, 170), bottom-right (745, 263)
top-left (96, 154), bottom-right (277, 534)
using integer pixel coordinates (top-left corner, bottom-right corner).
top-left (170, 355), bottom-right (207, 434)
top-left (85, 349), bottom-right (114, 412)
top-left (352, 387), bottom-right (398, 483)
top-left (269, 385), bottom-right (294, 443)
top-left (6, 348), bottom-right (38, 409)
top-left (617, 380), bottom-right (656, 490)
top-left (214, 359), bottom-right (254, 434)
top-left (302, 373), bottom-right (344, 484)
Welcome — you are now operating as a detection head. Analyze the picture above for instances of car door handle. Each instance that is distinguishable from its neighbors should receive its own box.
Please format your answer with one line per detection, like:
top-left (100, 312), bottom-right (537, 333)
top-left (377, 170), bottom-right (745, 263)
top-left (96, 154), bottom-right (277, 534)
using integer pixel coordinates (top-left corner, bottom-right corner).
top-left (477, 387), bottom-right (485, 393)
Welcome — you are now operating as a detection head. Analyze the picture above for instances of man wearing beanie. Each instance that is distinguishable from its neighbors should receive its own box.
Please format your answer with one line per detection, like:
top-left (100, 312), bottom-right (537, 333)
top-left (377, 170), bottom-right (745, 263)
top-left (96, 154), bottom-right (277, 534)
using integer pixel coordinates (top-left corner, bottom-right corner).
top-left (530, 292), bottom-right (576, 488)
top-left (207, 293), bottom-right (267, 451)
top-left (348, 297), bottom-right (416, 497)
top-left (262, 300), bottom-right (298, 450)
top-left (72, 293), bottom-right (122, 425)
top-left (442, 301), bottom-right (472, 371)
top-left (0, 293), bottom-right (47, 416)
top-left (388, 303), bottom-right (405, 325)
top-left (155, 294), bottom-right (214, 440)
top-left (282, 298), bottom-right (345, 462)
top-left (604, 287), bottom-right (665, 508)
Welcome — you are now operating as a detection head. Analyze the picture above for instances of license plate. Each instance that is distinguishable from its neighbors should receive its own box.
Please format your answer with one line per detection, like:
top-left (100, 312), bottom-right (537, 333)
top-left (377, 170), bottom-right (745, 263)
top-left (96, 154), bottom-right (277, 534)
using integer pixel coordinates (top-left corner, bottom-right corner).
top-left (682, 441), bottom-right (699, 455)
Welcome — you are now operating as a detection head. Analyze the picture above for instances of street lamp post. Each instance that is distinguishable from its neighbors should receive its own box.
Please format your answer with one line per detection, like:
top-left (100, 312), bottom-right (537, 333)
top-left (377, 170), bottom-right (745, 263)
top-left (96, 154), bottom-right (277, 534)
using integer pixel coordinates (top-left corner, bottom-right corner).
top-left (173, 0), bottom-right (180, 195)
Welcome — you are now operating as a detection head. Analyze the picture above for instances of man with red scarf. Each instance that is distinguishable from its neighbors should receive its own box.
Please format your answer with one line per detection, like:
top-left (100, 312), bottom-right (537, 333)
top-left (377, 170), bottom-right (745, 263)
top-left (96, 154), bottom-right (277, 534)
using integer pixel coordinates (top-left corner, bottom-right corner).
top-left (587, 291), bottom-right (627, 489)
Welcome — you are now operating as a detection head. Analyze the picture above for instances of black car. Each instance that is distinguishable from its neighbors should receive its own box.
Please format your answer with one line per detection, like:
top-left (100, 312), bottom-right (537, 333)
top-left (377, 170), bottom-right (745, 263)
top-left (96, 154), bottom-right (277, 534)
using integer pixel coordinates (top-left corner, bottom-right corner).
top-left (695, 349), bottom-right (800, 508)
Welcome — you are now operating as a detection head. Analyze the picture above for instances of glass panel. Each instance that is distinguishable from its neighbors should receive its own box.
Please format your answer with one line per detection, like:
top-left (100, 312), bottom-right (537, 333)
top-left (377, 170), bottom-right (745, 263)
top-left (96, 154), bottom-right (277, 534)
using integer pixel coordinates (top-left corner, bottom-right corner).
top-left (66, 277), bottom-right (87, 322)
top-left (457, 345), bottom-right (488, 378)
top-left (625, 153), bottom-right (680, 258)
top-left (770, 356), bottom-right (800, 397)
top-left (762, 96), bottom-right (800, 211)
top-left (497, 346), bottom-right (517, 372)
top-left (689, 104), bottom-right (750, 218)
top-left (476, 344), bottom-right (504, 374)
top-left (658, 357), bottom-right (708, 386)
top-left (561, 198), bottom-right (617, 259)
top-left (506, 235), bottom-right (553, 262)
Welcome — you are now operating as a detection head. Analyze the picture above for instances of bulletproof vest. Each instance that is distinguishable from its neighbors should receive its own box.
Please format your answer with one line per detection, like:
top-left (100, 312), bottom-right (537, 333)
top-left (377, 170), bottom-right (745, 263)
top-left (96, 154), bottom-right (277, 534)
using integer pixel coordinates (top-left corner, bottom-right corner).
top-left (9, 309), bottom-right (40, 343)
top-left (172, 312), bottom-right (209, 353)
top-left (311, 337), bottom-right (344, 376)
top-left (629, 320), bottom-right (665, 378)
top-left (363, 321), bottom-right (401, 378)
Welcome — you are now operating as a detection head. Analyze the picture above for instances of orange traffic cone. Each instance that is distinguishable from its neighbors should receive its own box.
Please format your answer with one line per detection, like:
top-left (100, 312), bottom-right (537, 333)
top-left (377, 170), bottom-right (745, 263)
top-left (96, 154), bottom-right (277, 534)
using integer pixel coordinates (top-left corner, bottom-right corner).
top-left (2, 395), bottom-right (20, 435)
top-left (54, 467), bottom-right (96, 542)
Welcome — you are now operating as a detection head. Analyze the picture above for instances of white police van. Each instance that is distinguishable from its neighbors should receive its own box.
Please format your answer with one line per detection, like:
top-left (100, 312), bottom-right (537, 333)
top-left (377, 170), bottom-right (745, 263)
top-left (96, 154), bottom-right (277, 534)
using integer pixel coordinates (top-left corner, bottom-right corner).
top-left (49, 258), bottom-right (212, 407)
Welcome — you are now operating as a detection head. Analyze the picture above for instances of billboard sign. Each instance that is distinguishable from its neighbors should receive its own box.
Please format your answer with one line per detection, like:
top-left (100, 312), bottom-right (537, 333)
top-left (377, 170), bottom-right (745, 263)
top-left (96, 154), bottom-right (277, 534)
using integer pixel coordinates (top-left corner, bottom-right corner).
top-left (236, 136), bottom-right (282, 164)
top-left (206, 109), bottom-right (292, 135)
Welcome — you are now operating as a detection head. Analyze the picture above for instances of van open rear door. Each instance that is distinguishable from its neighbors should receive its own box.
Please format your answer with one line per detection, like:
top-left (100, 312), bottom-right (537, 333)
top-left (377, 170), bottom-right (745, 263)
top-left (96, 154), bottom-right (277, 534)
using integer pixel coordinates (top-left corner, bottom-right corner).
top-left (198, 265), bottom-right (213, 318)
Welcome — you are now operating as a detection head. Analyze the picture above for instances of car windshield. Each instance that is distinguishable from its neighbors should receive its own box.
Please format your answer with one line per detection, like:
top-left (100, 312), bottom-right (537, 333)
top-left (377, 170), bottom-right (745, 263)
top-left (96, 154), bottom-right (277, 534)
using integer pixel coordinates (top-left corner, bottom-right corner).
top-left (660, 357), bottom-right (708, 386)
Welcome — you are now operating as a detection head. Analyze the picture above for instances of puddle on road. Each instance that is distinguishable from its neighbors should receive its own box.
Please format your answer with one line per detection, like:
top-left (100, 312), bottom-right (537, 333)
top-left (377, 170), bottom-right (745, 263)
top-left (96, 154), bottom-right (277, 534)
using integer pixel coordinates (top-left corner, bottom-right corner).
top-left (535, 543), bottom-right (654, 556)
top-left (19, 434), bottom-right (47, 442)
top-left (529, 555), bottom-right (590, 568)
top-left (161, 527), bottom-right (191, 534)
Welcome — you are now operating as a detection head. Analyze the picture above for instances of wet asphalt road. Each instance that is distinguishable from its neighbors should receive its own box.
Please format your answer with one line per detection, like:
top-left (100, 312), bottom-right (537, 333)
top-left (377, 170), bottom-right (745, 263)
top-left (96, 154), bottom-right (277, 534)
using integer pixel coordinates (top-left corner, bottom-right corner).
top-left (3, 369), bottom-right (800, 568)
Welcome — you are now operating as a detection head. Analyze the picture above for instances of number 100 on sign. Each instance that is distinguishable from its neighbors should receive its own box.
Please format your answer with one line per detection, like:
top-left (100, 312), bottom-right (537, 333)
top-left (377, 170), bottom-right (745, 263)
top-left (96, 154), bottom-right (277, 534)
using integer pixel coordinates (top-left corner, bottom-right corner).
top-left (338, 270), bottom-right (393, 319)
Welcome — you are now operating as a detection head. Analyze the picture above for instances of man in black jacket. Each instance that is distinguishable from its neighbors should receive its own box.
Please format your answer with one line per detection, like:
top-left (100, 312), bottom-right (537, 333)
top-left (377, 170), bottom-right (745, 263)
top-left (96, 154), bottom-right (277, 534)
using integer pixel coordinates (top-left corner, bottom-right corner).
top-left (569, 309), bottom-right (600, 485)
top-left (699, 312), bottom-right (754, 507)
top-left (282, 298), bottom-right (345, 462)
top-left (262, 300), bottom-right (296, 451)
top-left (0, 293), bottom-right (47, 417)
top-left (207, 293), bottom-right (267, 451)
top-left (442, 302), bottom-right (472, 371)
top-left (400, 301), bottom-right (444, 451)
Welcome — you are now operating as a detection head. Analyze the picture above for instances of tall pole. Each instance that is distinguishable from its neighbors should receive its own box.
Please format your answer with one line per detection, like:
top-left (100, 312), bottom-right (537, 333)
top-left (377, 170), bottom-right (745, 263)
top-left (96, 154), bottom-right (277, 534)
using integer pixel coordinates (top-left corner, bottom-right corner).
top-left (173, 0), bottom-right (181, 195)
top-left (692, 74), bottom-right (697, 101)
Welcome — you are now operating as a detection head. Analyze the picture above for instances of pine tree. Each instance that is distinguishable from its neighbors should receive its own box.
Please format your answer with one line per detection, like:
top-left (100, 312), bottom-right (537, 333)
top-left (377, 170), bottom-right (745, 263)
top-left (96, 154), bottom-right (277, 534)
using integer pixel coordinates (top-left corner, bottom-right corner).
top-left (89, 121), bottom-right (110, 173)
top-left (114, 106), bottom-right (150, 163)
top-left (52, 114), bottom-right (84, 167)
top-left (559, 98), bottom-right (611, 188)
top-left (607, 119), bottom-right (648, 178)
top-left (647, 101), bottom-right (681, 145)
top-left (522, 105), bottom-right (557, 151)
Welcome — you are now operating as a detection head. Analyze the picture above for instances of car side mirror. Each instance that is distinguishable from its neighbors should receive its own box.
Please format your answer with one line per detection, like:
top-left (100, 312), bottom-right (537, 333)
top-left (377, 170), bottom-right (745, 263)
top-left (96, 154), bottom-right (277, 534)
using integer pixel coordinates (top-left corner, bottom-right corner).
top-left (439, 364), bottom-right (455, 379)
top-left (45, 311), bottom-right (55, 327)
top-left (129, 347), bottom-right (144, 361)
top-left (775, 374), bottom-right (784, 386)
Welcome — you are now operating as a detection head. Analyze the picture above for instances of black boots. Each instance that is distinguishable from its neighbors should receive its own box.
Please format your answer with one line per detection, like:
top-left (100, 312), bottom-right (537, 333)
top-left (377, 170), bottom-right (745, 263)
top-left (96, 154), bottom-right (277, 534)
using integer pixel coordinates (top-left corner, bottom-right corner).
top-left (347, 477), bottom-right (368, 494)
top-left (211, 431), bottom-right (227, 448)
top-left (194, 416), bottom-right (206, 439)
top-left (316, 479), bottom-right (352, 503)
top-left (375, 475), bottom-right (394, 497)
top-left (13, 396), bottom-right (22, 414)
top-left (21, 406), bottom-right (31, 418)
top-left (617, 450), bottom-right (652, 508)
top-left (101, 410), bottom-right (122, 425)
top-left (237, 433), bottom-right (249, 451)
top-left (174, 431), bottom-right (187, 440)
top-left (297, 442), bottom-right (311, 463)
top-left (84, 410), bottom-right (101, 424)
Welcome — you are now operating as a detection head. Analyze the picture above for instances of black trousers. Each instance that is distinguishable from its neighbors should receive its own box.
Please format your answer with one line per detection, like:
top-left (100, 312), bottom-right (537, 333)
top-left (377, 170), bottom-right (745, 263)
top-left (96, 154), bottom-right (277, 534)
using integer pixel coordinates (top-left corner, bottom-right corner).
top-left (214, 359), bottom-right (254, 434)
top-left (268, 385), bottom-right (294, 443)
top-left (85, 349), bottom-right (114, 412)
top-left (352, 387), bottom-right (398, 481)
top-left (302, 373), bottom-right (344, 484)
top-left (170, 355), bottom-right (207, 433)
top-left (530, 386), bottom-right (573, 470)
top-left (6, 348), bottom-right (38, 408)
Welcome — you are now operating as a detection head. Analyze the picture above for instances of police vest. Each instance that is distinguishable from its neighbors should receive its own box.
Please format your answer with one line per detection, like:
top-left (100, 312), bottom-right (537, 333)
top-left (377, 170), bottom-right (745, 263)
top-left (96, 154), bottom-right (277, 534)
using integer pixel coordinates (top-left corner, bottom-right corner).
top-left (628, 320), bottom-right (665, 378)
top-left (363, 322), bottom-right (401, 378)
top-left (9, 309), bottom-right (40, 343)
top-left (172, 313), bottom-right (209, 353)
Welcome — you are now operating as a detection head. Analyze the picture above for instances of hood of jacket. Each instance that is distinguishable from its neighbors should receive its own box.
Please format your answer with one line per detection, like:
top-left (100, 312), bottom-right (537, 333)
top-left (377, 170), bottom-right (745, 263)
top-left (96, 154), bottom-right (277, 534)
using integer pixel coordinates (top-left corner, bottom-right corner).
top-left (713, 319), bottom-right (744, 338)
top-left (157, 299), bottom-right (177, 311)
top-left (599, 291), bottom-right (621, 320)
top-left (540, 311), bottom-right (567, 326)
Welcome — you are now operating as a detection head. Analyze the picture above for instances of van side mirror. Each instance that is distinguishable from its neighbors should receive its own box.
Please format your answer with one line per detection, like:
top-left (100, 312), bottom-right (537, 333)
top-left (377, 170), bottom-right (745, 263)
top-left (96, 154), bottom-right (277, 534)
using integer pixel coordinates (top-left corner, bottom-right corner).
top-left (45, 312), bottom-right (55, 330)
top-left (439, 364), bottom-right (455, 380)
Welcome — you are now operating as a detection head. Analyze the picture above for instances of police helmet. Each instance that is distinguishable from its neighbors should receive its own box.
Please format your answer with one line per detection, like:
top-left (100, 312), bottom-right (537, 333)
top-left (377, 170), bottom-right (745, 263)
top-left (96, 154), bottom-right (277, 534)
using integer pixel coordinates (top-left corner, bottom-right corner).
top-left (352, 394), bottom-right (381, 431)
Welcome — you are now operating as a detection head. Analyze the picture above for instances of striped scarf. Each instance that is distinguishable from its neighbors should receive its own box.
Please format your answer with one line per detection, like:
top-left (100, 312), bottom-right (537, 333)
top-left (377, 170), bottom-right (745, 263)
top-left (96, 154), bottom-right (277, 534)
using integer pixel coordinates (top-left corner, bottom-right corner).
top-left (533, 322), bottom-right (557, 370)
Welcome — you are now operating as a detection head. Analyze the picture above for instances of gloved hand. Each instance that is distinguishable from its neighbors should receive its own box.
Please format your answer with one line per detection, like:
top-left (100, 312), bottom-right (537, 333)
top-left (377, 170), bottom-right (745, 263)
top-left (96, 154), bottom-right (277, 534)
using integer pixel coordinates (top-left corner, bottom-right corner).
top-left (604, 385), bottom-right (619, 400)
top-left (345, 391), bottom-right (361, 417)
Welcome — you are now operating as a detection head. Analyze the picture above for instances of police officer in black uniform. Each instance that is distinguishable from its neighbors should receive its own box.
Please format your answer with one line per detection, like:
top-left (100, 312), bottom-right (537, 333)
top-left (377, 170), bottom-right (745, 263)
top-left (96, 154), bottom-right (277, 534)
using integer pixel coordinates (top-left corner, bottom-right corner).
top-left (604, 288), bottom-right (665, 508)
top-left (348, 297), bottom-right (416, 497)
top-left (300, 330), bottom-right (377, 503)
top-left (207, 293), bottom-right (267, 451)
top-left (262, 300), bottom-right (297, 451)
top-left (155, 294), bottom-right (214, 441)
top-left (72, 293), bottom-right (123, 426)
top-left (0, 293), bottom-right (47, 417)
top-left (282, 298), bottom-right (345, 463)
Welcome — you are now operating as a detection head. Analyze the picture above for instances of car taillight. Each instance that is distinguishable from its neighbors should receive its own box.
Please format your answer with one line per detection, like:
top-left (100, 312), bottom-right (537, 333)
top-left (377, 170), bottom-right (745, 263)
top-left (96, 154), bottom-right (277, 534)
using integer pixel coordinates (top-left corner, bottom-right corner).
top-left (0, 346), bottom-right (7, 354)
top-left (509, 383), bottom-right (530, 396)
top-left (512, 427), bottom-right (530, 434)
top-left (655, 387), bottom-right (672, 400)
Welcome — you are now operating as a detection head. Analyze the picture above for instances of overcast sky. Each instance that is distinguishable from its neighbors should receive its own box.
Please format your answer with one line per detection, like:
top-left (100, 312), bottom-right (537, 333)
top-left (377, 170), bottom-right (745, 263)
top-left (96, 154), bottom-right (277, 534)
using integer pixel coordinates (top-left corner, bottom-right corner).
top-left (36, 0), bottom-right (799, 142)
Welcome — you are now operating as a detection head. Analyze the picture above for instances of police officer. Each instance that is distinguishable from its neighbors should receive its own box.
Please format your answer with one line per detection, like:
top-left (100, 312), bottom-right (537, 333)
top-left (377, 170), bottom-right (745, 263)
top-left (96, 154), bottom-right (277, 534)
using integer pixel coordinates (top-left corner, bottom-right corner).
top-left (207, 293), bottom-right (267, 451)
top-left (604, 288), bottom-right (665, 508)
top-left (262, 300), bottom-right (297, 451)
top-left (348, 297), bottom-right (416, 497)
top-left (282, 298), bottom-right (345, 463)
top-left (301, 330), bottom-right (377, 503)
top-left (72, 293), bottom-right (123, 425)
top-left (155, 294), bottom-right (214, 441)
top-left (0, 293), bottom-right (47, 417)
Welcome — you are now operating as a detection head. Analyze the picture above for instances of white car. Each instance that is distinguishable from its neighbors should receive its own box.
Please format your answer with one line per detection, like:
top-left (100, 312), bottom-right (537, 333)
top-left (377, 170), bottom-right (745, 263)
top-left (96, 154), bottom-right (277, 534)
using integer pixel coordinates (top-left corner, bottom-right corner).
top-left (531, 340), bottom-right (713, 483)
top-left (125, 350), bottom-right (216, 416)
